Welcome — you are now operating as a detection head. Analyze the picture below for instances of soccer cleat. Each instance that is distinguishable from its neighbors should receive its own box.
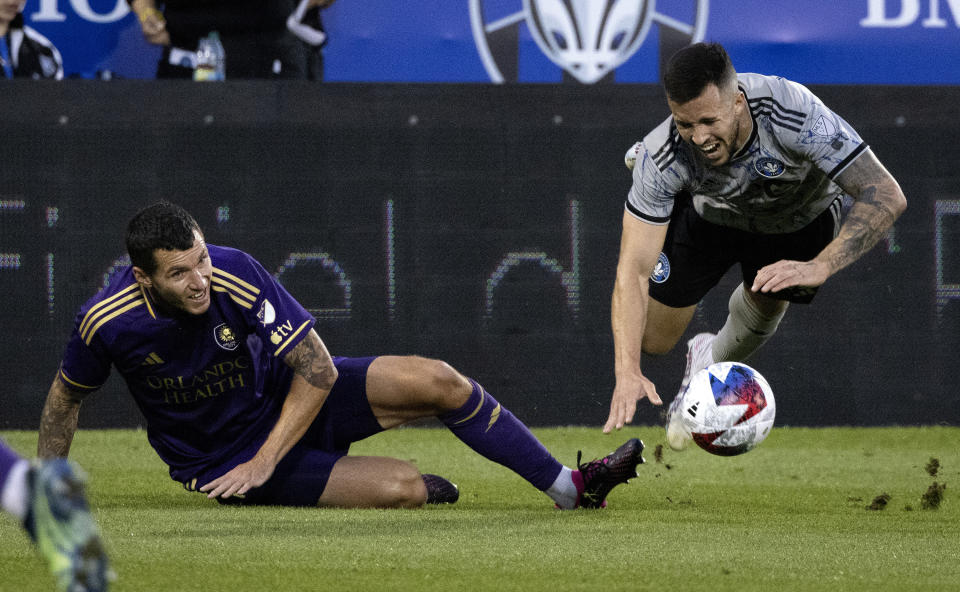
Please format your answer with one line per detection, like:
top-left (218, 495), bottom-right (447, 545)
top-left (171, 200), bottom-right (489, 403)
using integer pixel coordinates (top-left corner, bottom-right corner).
top-left (665, 395), bottom-right (693, 451)
top-left (575, 438), bottom-right (645, 509)
top-left (678, 332), bottom-right (716, 400)
top-left (422, 473), bottom-right (459, 505)
top-left (668, 332), bottom-right (716, 451)
top-left (23, 459), bottom-right (110, 592)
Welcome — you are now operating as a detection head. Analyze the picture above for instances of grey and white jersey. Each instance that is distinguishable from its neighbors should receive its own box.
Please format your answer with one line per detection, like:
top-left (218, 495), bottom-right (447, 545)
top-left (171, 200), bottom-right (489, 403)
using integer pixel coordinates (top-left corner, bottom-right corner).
top-left (625, 73), bottom-right (867, 234)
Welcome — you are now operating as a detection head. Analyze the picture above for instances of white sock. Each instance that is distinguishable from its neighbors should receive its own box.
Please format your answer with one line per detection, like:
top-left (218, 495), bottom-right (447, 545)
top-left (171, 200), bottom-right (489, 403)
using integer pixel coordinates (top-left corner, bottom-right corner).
top-left (713, 283), bottom-right (788, 363)
top-left (545, 466), bottom-right (578, 509)
top-left (690, 333), bottom-right (717, 377)
top-left (1, 460), bottom-right (30, 521)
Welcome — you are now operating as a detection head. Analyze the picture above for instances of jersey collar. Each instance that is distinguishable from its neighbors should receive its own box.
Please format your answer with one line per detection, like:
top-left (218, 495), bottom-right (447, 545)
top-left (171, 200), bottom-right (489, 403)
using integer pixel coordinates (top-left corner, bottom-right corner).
top-left (730, 84), bottom-right (759, 162)
top-left (138, 284), bottom-right (158, 319)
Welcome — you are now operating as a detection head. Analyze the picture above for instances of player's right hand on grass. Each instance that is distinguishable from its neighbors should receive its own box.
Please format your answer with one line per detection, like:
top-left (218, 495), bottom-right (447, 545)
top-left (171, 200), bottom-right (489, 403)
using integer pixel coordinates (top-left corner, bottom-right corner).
top-left (603, 372), bottom-right (661, 433)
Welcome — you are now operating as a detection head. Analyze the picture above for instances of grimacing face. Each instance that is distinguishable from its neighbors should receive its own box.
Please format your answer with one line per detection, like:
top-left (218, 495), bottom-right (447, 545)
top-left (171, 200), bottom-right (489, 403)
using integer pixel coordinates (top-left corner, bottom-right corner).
top-left (133, 230), bottom-right (212, 316)
top-left (668, 82), bottom-right (750, 167)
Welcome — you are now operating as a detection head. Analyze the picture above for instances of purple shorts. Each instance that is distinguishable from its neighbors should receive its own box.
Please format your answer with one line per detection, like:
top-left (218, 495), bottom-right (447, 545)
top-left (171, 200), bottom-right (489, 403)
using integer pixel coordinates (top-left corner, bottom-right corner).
top-left (190, 356), bottom-right (384, 506)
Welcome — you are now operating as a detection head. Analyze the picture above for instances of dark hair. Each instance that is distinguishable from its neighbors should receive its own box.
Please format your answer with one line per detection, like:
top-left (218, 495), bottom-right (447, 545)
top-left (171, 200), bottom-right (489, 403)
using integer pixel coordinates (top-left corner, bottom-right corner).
top-left (125, 201), bottom-right (202, 275)
top-left (662, 42), bottom-right (737, 104)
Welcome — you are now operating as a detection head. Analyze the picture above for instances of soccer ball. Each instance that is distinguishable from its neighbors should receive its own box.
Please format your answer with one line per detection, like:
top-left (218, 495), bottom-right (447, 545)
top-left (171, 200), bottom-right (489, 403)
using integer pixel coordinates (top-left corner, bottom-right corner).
top-left (667, 361), bottom-right (775, 456)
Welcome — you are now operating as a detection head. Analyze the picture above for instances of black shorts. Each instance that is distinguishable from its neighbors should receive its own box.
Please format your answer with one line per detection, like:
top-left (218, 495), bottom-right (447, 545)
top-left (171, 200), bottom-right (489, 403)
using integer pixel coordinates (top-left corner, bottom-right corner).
top-left (648, 195), bottom-right (842, 307)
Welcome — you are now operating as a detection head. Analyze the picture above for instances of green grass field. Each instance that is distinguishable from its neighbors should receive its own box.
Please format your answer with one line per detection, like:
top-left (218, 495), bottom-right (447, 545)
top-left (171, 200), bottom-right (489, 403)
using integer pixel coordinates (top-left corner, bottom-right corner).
top-left (1, 426), bottom-right (956, 592)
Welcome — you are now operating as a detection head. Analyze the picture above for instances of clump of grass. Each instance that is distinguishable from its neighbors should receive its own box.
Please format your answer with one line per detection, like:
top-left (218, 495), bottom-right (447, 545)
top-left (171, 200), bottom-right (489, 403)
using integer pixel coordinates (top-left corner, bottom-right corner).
top-left (921, 482), bottom-right (946, 510)
top-left (867, 493), bottom-right (891, 510)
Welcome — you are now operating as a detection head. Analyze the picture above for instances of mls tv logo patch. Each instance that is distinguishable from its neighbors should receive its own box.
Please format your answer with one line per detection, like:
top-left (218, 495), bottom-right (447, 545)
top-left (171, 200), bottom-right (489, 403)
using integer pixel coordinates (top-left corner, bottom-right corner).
top-left (469, 0), bottom-right (710, 84)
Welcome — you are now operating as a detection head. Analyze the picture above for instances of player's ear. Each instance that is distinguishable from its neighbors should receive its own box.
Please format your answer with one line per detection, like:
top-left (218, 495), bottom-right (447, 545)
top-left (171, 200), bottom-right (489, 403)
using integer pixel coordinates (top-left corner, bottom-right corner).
top-left (733, 89), bottom-right (747, 113)
top-left (132, 267), bottom-right (152, 287)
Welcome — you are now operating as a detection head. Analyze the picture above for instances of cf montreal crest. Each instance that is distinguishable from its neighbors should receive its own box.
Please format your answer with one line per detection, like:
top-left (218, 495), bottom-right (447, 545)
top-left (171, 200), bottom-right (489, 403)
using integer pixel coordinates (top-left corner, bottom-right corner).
top-left (470, 0), bottom-right (710, 84)
top-left (755, 157), bottom-right (785, 178)
top-left (650, 252), bottom-right (670, 283)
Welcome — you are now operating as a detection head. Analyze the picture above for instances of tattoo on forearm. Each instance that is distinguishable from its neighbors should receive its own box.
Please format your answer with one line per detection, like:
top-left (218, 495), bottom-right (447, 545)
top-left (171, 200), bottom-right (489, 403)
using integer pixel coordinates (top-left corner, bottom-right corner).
top-left (285, 333), bottom-right (336, 390)
top-left (830, 184), bottom-right (900, 273)
top-left (38, 384), bottom-right (81, 458)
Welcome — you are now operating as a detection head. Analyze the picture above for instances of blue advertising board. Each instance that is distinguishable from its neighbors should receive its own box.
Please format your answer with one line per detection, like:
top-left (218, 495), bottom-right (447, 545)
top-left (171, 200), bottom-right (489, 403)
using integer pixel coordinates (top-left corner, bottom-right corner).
top-left (21, 0), bottom-right (960, 83)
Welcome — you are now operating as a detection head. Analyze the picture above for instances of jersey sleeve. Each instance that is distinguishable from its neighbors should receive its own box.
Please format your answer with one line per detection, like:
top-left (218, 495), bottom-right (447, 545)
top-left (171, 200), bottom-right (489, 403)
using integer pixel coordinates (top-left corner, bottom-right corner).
top-left (788, 80), bottom-right (868, 180)
top-left (58, 320), bottom-right (113, 393)
top-left (213, 250), bottom-right (316, 359)
top-left (624, 122), bottom-right (688, 225)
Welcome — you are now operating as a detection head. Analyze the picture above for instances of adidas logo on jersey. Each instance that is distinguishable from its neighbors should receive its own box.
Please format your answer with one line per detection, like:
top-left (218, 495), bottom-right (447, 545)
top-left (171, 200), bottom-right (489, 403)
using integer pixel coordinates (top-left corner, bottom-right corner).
top-left (141, 352), bottom-right (165, 366)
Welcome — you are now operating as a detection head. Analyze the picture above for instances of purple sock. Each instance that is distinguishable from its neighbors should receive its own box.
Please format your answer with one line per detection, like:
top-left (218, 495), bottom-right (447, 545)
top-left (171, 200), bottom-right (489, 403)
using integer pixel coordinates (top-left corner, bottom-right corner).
top-left (439, 380), bottom-right (563, 491)
top-left (0, 439), bottom-right (24, 489)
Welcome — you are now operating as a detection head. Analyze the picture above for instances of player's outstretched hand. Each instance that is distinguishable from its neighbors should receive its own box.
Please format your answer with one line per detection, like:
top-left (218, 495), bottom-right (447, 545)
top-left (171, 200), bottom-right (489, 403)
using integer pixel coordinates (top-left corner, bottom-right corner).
top-left (752, 258), bottom-right (829, 294)
top-left (199, 456), bottom-right (276, 500)
top-left (603, 372), bottom-right (662, 433)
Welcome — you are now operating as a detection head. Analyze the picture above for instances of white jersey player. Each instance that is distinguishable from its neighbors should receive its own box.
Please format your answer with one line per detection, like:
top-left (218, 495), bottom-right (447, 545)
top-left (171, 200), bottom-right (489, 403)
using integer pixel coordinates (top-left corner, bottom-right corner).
top-left (626, 72), bottom-right (864, 235)
top-left (603, 43), bottom-right (906, 444)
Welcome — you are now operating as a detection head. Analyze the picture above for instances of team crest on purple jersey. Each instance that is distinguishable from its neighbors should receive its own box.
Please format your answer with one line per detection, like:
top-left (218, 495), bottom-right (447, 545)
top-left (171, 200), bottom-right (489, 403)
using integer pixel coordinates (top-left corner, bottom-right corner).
top-left (214, 324), bottom-right (239, 350)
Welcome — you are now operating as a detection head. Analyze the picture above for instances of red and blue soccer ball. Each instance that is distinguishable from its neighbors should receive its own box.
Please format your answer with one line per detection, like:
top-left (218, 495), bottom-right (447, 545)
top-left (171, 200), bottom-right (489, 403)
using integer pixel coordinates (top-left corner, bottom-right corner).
top-left (673, 362), bottom-right (776, 456)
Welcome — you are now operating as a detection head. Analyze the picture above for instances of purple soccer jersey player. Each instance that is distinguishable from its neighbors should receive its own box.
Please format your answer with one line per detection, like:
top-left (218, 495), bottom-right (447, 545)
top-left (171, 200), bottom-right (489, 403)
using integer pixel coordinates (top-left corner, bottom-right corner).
top-left (39, 201), bottom-right (645, 510)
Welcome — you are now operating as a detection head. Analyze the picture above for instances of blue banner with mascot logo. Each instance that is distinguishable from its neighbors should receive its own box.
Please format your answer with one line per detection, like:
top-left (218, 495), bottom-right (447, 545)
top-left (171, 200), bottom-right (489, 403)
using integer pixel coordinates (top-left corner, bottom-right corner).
top-left (23, 0), bottom-right (960, 83)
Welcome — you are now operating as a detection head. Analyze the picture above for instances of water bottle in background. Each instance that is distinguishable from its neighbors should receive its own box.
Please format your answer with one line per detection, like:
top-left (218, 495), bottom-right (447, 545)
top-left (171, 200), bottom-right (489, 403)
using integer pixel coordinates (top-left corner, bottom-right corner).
top-left (194, 32), bottom-right (226, 81)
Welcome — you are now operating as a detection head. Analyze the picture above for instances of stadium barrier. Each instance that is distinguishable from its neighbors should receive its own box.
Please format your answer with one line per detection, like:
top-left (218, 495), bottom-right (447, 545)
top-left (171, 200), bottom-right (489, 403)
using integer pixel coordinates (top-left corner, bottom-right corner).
top-left (1, 81), bottom-right (956, 428)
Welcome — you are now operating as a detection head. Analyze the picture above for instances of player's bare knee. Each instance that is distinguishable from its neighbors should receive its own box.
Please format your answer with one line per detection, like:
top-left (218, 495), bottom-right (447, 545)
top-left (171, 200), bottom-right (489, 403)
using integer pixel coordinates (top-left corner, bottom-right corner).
top-left (417, 358), bottom-right (472, 409)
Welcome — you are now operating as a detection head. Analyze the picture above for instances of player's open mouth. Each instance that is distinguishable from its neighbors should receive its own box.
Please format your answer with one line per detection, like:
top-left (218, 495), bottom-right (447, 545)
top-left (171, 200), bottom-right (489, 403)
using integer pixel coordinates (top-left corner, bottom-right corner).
top-left (701, 142), bottom-right (720, 157)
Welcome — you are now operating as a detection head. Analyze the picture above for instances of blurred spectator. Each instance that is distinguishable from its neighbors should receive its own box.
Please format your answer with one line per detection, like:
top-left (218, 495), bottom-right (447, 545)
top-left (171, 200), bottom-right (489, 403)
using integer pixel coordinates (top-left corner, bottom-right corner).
top-left (287, 0), bottom-right (335, 81)
top-left (0, 0), bottom-right (63, 80)
top-left (128, 0), bottom-right (309, 79)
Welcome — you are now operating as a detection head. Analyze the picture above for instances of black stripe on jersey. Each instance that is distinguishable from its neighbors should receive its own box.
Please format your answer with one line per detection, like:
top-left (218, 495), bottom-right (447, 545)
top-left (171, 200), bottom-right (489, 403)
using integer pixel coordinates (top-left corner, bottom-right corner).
top-left (650, 136), bottom-right (672, 162)
top-left (748, 96), bottom-right (806, 121)
top-left (657, 153), bottom-right (676, 171)
top-left (750, 97), bottom-right (805, 132)
top-left (827, 143), bottom-right (868, 180)
top-left (651, 128), bottom-right (682, 172)
top-left (754, 109), bottom-right (803, 133)
top-left (625, 200), bottom-right (671, 224)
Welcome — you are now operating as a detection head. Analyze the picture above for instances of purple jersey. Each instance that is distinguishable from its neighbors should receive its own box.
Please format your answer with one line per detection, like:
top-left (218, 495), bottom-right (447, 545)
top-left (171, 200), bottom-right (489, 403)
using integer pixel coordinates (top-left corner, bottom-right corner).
top-left (58, 245), bottom-right (316, 482)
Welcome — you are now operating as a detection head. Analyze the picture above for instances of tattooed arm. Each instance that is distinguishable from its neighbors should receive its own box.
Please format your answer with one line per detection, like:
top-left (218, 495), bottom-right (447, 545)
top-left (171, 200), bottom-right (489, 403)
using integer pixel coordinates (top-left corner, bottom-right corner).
top-left (200, 329), bottom-right (338, 499)
top-left (753, 148), bottom-right (907, 294)
top-left (37, 376), bottom-right (87, 458)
